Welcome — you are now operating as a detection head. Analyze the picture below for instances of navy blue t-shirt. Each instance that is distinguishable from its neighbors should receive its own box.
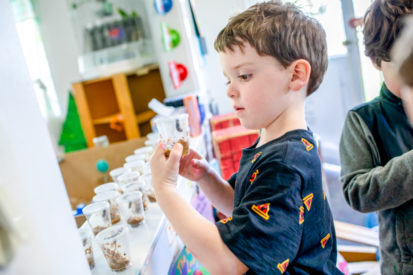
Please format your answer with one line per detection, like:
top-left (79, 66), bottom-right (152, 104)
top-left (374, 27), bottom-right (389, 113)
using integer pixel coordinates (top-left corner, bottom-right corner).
top-left (216, 129), bottom-right (341, 274)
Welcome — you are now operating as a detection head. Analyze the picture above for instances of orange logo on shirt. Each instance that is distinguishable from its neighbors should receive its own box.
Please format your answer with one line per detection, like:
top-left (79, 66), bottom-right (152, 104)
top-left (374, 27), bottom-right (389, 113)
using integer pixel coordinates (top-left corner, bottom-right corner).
top-left (249, 169), bottom-right (259, 184)
top-left (321, 233), bottom-right (331, 248)
top-left (219, 216), bottom-right (232, 224)
top-left (323, 189), bottom-right (326, 200)
top-left (299, 206), bottom-right (305, 224)
top-left (277, 259), bottom-right (290, 273)
top-left (303, 193), bottom-right (314, 211)
top-left (251, 203), bottom-right (270, 220)
top-left (301, 138), bottom-right (314, 151)
top-left (251, 152), bottom-right (262, 163)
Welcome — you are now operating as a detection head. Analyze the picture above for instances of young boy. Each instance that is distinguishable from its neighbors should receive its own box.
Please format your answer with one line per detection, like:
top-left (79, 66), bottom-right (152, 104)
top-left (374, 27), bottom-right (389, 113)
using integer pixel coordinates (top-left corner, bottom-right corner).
top-left (393, 15), bottom-right (413, 123)
top-left (151, 2), bottom-right (341, 274)
top-left (339, 1), bottom-right (413, 274)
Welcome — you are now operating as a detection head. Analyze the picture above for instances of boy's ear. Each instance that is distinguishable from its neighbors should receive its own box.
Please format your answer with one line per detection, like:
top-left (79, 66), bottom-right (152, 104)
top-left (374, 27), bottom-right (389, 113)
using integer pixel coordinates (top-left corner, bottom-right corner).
top-left (290, 59), bottom-right (311, 92)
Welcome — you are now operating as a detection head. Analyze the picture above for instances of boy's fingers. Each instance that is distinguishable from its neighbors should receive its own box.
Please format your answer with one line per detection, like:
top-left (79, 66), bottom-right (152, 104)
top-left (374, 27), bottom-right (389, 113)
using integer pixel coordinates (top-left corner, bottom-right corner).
top-left (151, 142), bottom-right (165, 160)
top-left (168, 142), bottom-right (183, 164)
top-left (192, 159), bottom-right (207, 170)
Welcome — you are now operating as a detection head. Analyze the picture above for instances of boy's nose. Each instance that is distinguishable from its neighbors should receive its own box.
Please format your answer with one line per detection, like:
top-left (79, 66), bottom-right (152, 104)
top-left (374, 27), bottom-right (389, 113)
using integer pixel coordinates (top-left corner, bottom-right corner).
top-left (226, 85), bottom-right (239, 98)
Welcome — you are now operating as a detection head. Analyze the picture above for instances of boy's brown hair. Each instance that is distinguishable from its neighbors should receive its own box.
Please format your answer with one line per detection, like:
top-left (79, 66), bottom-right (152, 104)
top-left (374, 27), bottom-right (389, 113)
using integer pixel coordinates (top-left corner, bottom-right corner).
top-left (214, 1), bottom-right (327, 96)
top-left (363, 0), bottom-right (413, 67)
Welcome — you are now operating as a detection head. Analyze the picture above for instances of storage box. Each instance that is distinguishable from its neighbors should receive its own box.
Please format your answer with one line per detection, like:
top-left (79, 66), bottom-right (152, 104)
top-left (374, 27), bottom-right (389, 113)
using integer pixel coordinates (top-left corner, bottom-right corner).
top-left (212, 125), bottom-right (259, 180)
top-left (209, 112), bottom-right (241, 131)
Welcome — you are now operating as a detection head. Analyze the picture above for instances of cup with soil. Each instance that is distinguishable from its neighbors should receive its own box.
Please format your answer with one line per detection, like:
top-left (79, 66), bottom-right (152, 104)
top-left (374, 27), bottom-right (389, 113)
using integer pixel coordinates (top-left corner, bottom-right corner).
top-left (142, 173), bottom-right (156, 202)
top-left (95, 225), bottom-right (131, 272)
top-left (79, 225), bottom-right (95, 270)
top-left (121, 180), bottom-right (149, 211)
top-left (93, 191), bottom-right (122, 225)
top-left (153, 114), bottom-right (190, 158)
top-left (117, 191), bottom-right (145, 228)
top-left (82, 201), bottom-right (111, 236)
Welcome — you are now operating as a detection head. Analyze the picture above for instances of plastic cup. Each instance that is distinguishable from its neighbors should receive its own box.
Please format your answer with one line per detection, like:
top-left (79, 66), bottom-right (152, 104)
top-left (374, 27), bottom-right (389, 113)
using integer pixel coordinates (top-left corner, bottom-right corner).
top-left (121, 180), bottom-right (149, 211)
top-left (79, 225), bottom-right (95, 270)
top-left (142, 173), bottom-right (156, 202)
top-left (124, 160), bottom-right (146, 174)
top-left (117, 171), bottom-right (140, 186)
top-left (117, 191), bottom-right (145, 228)
top-left (109, 167), bottom-right (126, 183)
top-left (94, 182), bottom-right (120, 195)
top-left (95, 225), bottom-right (131, 272)
top-left (153, 114), bottom-right (190, 157)
top-left (134, 146), bottom-right (153, 161)
top-left (93, 191), bottom-right (121, 225)
top-left (125, 154), bottom-right (146, 163)
top-left (82, 202), bottom-right (111, 236)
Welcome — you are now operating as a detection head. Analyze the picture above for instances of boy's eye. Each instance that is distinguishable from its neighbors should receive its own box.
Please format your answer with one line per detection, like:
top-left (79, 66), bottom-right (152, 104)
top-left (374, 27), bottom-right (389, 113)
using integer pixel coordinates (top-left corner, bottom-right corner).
top-left (225, 80), bottom-right (231, 86)
top-left (239, 74), bottom-right (252, 81)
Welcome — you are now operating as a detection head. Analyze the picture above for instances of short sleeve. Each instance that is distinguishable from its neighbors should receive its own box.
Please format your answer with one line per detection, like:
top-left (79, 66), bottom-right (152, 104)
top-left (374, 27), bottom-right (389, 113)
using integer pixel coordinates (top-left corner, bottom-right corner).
top-left (216, 162), bottom-right (303, 274)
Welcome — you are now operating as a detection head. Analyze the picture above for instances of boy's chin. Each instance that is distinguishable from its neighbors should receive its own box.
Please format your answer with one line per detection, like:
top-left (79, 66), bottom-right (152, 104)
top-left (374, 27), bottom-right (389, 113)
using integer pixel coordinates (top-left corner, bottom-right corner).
top-left (239, 119), bottom-right (260, 130)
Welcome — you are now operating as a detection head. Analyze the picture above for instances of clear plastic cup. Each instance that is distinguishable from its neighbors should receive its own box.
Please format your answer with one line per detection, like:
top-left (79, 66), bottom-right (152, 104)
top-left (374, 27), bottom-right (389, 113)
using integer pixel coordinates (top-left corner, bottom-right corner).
top-left (142, 173), bottom-right (156, 202)
top-left (93, 191), bottom-right (121, 225)
top-left (134, 146), bottom-right (153, 162)
top-left (117, 191), bottom-right (145, 228)
top-left (117, 171), bottom-right (140, 186)
top-left (79, 225), bottom-right (95, 270)
top-left (95, 225), bottom-right (131, 272)
top-left (125, 154), bottom-right (146, 163)
top-left (82, 202), bottom-right (111, 236)
top-left (153, 114), bottom-right (190, 157)
top-left (146, 132), bottom-right (159, 141)
top-left (124, 160), bottom-right (146, 174)
top-left (121, 180), bottom-right (149, 211)
top-left (94, 182), bottom-right (120, 195)
top-left (109, 167), bottom-right (126, 183)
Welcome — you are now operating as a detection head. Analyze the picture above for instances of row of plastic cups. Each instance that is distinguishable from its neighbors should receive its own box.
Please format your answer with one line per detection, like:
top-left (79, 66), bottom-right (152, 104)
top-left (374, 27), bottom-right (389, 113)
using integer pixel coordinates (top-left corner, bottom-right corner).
top-left (83, 190), bottom-right (146, 235)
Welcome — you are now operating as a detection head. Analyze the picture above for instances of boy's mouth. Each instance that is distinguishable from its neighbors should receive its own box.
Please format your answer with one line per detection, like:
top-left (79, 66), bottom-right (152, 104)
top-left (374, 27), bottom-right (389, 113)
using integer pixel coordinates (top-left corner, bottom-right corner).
top-left (234, 106), bottom-right (245, 111)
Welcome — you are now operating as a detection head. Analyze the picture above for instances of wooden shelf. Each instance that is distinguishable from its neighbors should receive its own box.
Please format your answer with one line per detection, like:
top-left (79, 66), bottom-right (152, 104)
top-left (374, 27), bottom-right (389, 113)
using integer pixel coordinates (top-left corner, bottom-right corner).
top-left (92, 113), bottom-right (122, 125)
top-left (135, 110), bottom-right (156, 124)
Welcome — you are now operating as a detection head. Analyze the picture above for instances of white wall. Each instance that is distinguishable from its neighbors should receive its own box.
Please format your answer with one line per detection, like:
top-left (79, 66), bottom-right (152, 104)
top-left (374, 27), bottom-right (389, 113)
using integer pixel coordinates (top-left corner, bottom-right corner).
top-left (191, 0), bottom-right (253, 114)
top-left (0, 1), bottom-right (90, 274)
top-left (34, 0), bottom-right (81, 117)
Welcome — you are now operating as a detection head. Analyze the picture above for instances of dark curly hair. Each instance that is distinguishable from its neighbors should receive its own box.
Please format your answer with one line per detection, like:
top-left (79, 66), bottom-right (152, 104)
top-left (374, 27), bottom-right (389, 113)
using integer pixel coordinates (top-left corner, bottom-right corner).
top-left (363, 0), bottom-right (413, 67)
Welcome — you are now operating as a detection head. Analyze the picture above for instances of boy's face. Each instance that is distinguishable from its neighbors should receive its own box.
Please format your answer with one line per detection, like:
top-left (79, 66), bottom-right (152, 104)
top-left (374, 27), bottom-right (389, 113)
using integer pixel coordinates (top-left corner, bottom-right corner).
top-left (219, 42), bottom-right (292, 130)
top-left (401, 86), bottom-right (413, 125)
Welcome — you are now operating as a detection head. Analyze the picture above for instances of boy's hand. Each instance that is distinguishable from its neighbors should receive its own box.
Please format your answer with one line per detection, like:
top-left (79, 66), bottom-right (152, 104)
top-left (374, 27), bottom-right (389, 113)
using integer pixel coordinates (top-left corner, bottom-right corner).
top-left (179, 149), bottom-right (210, 183)
top-left (150, 142), bottom-right (183, 193)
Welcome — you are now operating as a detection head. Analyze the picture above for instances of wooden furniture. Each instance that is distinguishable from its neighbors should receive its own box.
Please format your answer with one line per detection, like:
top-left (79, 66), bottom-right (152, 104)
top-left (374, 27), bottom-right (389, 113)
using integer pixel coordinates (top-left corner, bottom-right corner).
top-left (73, 64), bottom-right (165, 147)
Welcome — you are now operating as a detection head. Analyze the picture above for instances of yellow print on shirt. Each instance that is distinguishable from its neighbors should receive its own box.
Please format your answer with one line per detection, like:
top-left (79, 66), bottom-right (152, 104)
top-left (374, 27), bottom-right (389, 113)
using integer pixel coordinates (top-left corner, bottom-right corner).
top-left (299, 206), bottom-right (305, 224)
top-left (321, 233), bottom-right (331, 248)
top-left (301, 138), bottom-right (314, 151)
top-left (249, 169), bottom-right (259, 184)
top-left (251, 152), bottom-right (262, 163)
top-left (251, 203), bottom-right (270, 220)
top-left (277, 259), bottom-right (290, 273)
top-left (219, 216), bottom-right (232, 224)
top-left (302, 193), bottom-right (314, 211)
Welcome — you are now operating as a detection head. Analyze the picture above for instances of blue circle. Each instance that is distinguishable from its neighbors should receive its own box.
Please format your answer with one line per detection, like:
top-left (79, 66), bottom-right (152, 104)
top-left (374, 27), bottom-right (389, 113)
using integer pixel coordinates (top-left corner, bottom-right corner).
top-left (154, 0), bottom-right (173, 15)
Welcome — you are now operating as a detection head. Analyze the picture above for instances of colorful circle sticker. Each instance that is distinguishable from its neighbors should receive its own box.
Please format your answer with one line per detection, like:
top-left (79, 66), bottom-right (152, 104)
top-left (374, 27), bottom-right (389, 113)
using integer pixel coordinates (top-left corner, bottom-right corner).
top-left (168, 61), bottom-right (188, 89)
top-left (154, 0), bottom-right (173, 15)
top-left (161, 23), bottom-right (181, 52)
